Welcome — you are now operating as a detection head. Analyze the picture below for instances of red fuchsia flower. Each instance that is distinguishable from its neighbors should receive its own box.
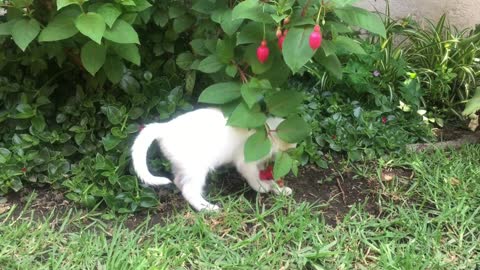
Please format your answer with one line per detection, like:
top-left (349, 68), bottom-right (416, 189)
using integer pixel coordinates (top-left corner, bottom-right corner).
top-left (276, 27), bottom-right (282, 38)
top-left (278, 35), bottom-right (285, 50)
top-left (278, 29), bottom-right (288, 51)
top-left (256, 40), bottom-right (269, 64)
top-left (21, 167), bottom-right (27, 173)
top-left (382, 116), bottom-right (387, 124)
top-left (309, 25), bottom-right (322, 50)
top-left (259, 165), bottom-right (273, 180)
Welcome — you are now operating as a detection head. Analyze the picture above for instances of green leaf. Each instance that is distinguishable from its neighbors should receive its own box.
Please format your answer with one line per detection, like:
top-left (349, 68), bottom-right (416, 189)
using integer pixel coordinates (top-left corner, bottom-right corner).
top-left (198, 82), bottom-right (241, 104)
top-left (97, 3), bottom-right (122, 28)
top-left (128, 107), bottom-right (144, 120)
top-left (277, 116), bottom-right (311, 143)
top-left (103, 56), bottom-right (124, 83)
top-left (257, 53), bottom-right (291, 87)
top-left (103, 19), bottom-right (139, 44)
top-left (168, 3), bottom-right (186, 19)
top-left (0, 20), bottom-right (17, 36)
top-left (81, 41), bottom-right (107, 76)
top-left (38, 13), bottom-right (78, 42)
top-left (173, 15), bottom-right (195, 33)
top-left (236, 21), bottom-right (276, 45)
top-left (315, 49), bottom-right (343, 79)
top-left (185, 70), bottom-right (196, 95)
top-left (192, 0), bottom-right (216, 14)
top-left (225, 64), bottom-right (237, 78)
top-left (216, 38), bottom-right (235, 64)
top-left (101, 105), bottom-right (124, 125)
top-left (273, 152), bottom-right (293, 179)
top-left (119, 74), bottom-right (140, 94)
top-left (197, 55), bottom-right (224, 73)
top-left (118, 175), bottom-right (137, 191)
top-left (31, 115), bottom-right (46, 131)
top-left (13, 103), bottom-right (35, 119)
top-left (12, 19), bottom-right (40, 51)
top-left (139, 196), bottom-right (158, 208)
top-left (11, 0), bottom-right (33, 8)
top-left (334, 36), bottom-right (366, 55)
top-left (241, 78), bottom-right (271, 108)
top-left (463, 87), bottom-right (480, 116)
top-left (75, 12), bottom-right (106, 44)
top-left (244, 128), bottom-right (271, 162)
top-left (321, 40), bottom-right (336, 56)
top-left (232, 0), bottom-right (273, 23)
top-left (335, 6), bottom-right (386, 38)
top-left (153, 9), bottom-right (169, 27)
top-left (102, 134), bottom-right (122, 151)
top-left (237, 22), bottom-right (263, 45)
top-left (282, 27), bottom-right (316, 73)
top-left (227, 102), bottom-right (267, 128)
top-left (0, 148), bottom-right (12, 164)
top-left (220, 9), bottom-right (243, 36)
top-left (126, 0), bottom-right (152, 12)
top-left (176, 52), bottom-right (194, 70)
top-left (111, 43), bottom-right (141, 65)
top-left (265, 90), bottom-right (303, 117)
top-left (190, 39), bottom-right (209, 56)
top-left (57, 0), bottom-right (80, 10)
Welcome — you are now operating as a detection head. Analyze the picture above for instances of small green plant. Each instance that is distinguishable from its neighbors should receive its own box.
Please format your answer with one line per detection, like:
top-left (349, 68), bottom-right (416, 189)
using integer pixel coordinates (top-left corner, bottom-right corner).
top-left (301, 28), bottom-right (434, 165)
top-left (399, 15), bottom-right (480, 118)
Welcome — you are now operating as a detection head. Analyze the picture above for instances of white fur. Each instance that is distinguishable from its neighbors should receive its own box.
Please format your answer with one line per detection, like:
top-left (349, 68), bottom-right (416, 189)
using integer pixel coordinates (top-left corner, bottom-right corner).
top-left (131, 108), bottom-right (295, 211)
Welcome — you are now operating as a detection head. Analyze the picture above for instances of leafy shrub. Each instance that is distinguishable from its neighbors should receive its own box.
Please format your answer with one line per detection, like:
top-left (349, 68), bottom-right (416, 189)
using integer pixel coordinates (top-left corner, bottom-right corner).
top-left (0, 0), bottom-right (393, 209)
top-left (392, 15), bottom-right (480, 119)
top-left (299, 42), bottom-right (434, 165)
top-left (0, 72), bottom-right (194, 211)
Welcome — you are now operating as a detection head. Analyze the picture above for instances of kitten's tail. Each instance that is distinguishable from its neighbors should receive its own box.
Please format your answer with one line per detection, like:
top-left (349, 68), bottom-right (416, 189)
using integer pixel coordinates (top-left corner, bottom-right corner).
top-left (131, 123), bottom-right (172, 186)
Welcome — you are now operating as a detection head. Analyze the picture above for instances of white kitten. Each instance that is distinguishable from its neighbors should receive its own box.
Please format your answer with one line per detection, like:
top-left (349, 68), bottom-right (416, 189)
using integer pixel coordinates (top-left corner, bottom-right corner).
top-left (131, 108), bottom-right (294, 211)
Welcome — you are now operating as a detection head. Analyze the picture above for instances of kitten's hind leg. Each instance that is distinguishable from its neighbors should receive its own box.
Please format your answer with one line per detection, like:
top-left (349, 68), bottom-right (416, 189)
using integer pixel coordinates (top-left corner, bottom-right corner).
top-left (176, 172), bottom-right (220, 212)
top-left (236, 163), bottom-right (273, 193)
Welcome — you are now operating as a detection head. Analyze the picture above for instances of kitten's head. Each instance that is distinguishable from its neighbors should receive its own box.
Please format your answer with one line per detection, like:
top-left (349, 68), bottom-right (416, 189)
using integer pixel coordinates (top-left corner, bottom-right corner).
top-left (266, 117), bottom-right (297, 152)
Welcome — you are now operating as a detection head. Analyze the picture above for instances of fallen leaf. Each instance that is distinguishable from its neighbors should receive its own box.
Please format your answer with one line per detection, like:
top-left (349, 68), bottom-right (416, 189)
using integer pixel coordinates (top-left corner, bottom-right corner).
top-left (381, 170), bottom-right (395, 181)
top-left (468, 114), bottom-right (479, 131)
top-left (0, 204), bottom-right (11, 214)
top-left (449, 178), bottom-right (460, 186)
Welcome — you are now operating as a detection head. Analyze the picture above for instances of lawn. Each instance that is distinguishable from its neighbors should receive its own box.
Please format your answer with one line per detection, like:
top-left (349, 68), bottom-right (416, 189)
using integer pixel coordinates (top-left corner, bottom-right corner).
top-left (1, 145), bottom-right (479, 269)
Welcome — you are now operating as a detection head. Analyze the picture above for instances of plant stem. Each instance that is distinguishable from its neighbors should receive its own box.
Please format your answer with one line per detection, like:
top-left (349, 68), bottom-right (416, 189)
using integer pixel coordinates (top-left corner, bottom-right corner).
top-left (315, 1), bottom-right (323, 25)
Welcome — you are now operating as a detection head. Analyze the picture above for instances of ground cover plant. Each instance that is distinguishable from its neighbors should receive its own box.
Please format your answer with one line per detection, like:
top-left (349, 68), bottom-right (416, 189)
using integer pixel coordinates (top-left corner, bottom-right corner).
top-left (1, 145), bottom-right (478, 269)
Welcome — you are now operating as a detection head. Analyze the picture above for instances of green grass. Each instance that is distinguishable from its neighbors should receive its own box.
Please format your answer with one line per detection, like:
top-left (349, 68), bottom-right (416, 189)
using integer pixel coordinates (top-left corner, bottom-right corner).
top-left (1, 145), bottom-right (479, 269)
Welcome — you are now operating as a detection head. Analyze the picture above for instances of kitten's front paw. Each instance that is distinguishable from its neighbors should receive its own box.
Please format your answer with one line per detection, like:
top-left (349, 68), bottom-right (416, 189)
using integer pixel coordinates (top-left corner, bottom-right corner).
top-left (273, 186), bottom-right (293, 196)
top-left (201, 204), bottom-right (221, 212)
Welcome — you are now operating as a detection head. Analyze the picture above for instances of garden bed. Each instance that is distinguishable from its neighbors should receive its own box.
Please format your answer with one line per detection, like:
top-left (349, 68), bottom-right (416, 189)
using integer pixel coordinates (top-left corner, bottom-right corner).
top-left (2, 164), bottom-right (384, 228)
top-left (2, 126), bottom-right (476, 228)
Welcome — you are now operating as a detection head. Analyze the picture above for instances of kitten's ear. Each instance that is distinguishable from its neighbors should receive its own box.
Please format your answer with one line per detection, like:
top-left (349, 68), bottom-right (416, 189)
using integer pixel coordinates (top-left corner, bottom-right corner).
top-left (270, 133), bottom-right (296, 152)
top-left (266, 117), bottom-right (285, 130)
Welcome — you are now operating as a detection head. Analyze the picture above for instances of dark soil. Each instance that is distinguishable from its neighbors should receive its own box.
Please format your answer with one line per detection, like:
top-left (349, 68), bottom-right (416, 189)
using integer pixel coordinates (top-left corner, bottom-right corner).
top-left (434, 126), bottom-right (476, 141)
top-left (1, 166), bottom-right (381, 228)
